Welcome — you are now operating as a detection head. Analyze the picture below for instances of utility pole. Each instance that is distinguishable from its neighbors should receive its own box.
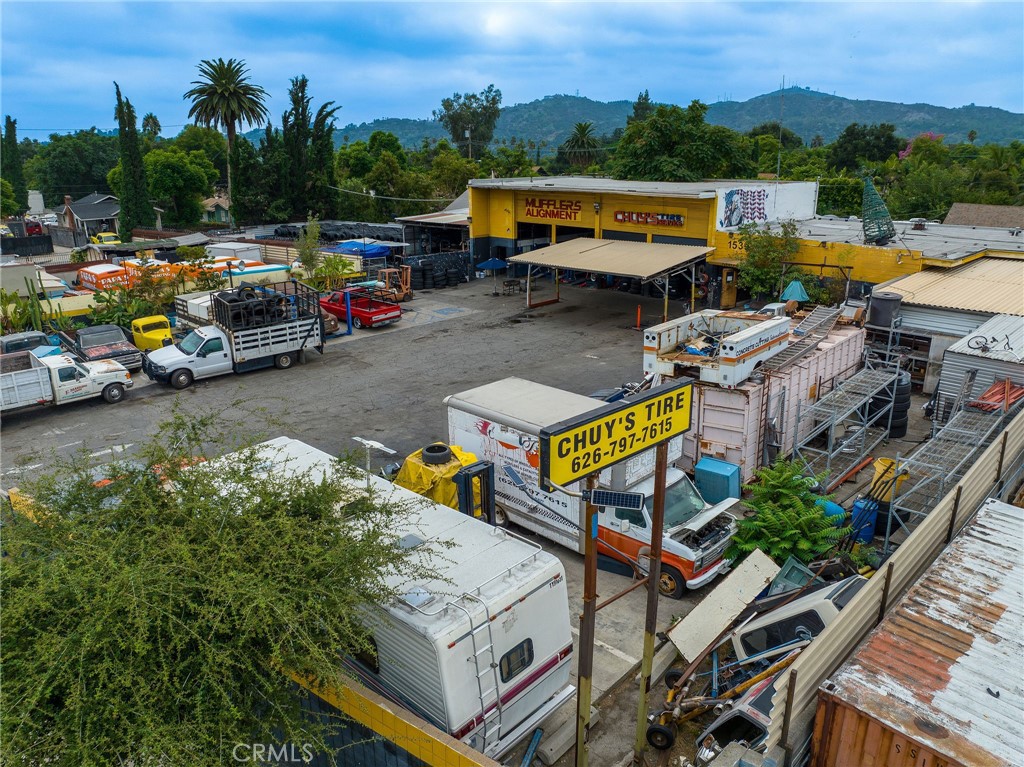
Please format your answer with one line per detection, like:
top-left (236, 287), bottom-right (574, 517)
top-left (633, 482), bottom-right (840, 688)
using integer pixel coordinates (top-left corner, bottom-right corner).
top-left (575, 473), bottom-right (598, 767)
top-left (465, 127), bottom-right (473, 160)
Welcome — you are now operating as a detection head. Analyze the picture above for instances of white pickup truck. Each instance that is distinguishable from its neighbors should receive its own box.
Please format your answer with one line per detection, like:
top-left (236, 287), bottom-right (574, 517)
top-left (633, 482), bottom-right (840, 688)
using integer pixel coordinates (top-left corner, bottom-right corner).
top-left (1, 351), bottom-right (133, 412)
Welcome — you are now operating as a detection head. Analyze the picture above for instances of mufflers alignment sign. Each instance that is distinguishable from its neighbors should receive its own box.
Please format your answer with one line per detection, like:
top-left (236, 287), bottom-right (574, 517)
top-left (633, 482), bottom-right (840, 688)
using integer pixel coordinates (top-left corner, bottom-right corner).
top-left (539, 379), bottom-right (693, 487)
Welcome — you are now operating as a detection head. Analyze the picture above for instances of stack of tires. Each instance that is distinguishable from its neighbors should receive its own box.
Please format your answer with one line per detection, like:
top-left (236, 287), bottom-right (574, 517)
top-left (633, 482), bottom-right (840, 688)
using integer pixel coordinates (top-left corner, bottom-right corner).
top-left (868, 371), bottom-right (912, 438)
top-left (421, 261), bottom-right (435, 290)
top-left (628, 278), bottom-right (643, 295)
top-left (409, 266), bottom-right (425, 292)
top-left (446, 268), bottom-right (461, 287)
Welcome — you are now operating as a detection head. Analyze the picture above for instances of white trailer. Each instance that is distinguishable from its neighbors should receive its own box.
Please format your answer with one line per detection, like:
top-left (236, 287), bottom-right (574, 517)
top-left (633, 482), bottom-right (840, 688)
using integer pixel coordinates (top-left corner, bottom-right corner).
top-left (445, 378), bottom-right (737, 596)
top-left (205, 241), bottom-right (263, 263)
top-left (229, 437), bottom-right (574, 759)
top-left (1, 351), bottom-right (133, 412)
top-left (643, 309), bottom-right (791, 389)
top-left (679, 326), bottom-right (865, 481)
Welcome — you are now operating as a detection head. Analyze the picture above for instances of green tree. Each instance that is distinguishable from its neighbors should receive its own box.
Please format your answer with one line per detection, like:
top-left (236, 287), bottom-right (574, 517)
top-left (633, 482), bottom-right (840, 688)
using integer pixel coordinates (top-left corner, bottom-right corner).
top-left (746, 121), bottom-right (804, 151)
top-left (429, 146), bottom-right (477, 199)
top-left (485, 141), bottom-right (534, 179)
top-left (113, 82), bottom-right (155, 238)
top-left (280, 75), bottom-right (341, 220)
top-left (0, 410), bottom-right (438, 766)
top-left (627, 89), bottom-right (655, 125)
top-left (144, 147), bottom-right (219, 226)
top-left (3, 116), bottom-right (28, 213)
top-left (367, 131), bottom-right (407, 167)
top-left (141, 112), bottom-right (161, 140)
top-left (27, 130), bottom-right (120, 208)
top-left (433, 84), bottom-right (502, 159)
top-left (177, 245), bottom-right (226, 291)
top-left (296, 215), bottom-right (322, 271)
top-left (725, 460), bottom-right (850, 564)
top-left (335, 140), bottom-right (375, 180)
top-left (735, 219), bottom-right (801, 301)
top-left (827, 122), bottom-right (902, 172)
top-left (613, 101), bottom-right (751, 182)
top-left (562, 122), bottom-right (601, 169)
top-left (0, 178), bottom-right (17, 217)
top-left (184, 58), bottom-right (269, 219)
top-left (228, 135), bottom-right (269, 225)
top-left (172, 124), bottom-right (228, 185)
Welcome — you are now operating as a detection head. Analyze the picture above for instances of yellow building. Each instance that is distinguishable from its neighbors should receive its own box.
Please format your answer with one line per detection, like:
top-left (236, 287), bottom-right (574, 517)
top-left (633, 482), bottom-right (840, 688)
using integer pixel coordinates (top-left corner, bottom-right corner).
top-left (467, 177), bottom-right (1024, 307)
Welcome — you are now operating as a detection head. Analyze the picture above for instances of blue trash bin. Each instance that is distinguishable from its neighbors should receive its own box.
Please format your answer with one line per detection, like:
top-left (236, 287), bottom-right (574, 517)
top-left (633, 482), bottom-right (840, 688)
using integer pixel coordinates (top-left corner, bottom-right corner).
top-left (850, 498), bottom-right (878, 544)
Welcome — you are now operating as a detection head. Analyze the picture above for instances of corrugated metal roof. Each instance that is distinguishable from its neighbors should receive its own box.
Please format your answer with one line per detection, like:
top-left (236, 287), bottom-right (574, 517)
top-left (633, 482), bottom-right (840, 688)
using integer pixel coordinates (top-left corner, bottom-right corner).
top-left (395, 208), bottom-right (469, 226)
top-left (946, 314), bottom-right (1024, 363)
top-left (508, 238), bottom-right (710, 280)
top-left (881, 258), bottom-right (1024, 314)
top-left (469, 176), bottom-right (813, 198)
top-left (824, 498), bottom-right (1024, 766)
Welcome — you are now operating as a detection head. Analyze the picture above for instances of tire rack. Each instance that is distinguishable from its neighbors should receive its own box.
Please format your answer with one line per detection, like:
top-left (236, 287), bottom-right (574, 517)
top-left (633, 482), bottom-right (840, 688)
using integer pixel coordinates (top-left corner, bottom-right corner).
top-left (791, 361), bottom-right (901, 484)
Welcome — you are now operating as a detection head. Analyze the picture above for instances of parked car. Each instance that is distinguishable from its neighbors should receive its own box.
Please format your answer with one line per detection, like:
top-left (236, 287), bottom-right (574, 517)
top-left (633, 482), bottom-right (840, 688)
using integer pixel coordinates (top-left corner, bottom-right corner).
top-left (24, 220), bottom-right (43, 236)
top-left (319, 289), bottom-right (402, 329)
top-left (0, 331), bottom-right (61, 355)
top-left (89, 231), bottom-right (121, 245)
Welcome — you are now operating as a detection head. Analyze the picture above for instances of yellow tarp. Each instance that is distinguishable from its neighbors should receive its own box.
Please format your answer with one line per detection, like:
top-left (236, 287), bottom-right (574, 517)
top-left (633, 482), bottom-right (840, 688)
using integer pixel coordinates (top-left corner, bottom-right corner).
top-left (394, 444), bottom-right (480, 513)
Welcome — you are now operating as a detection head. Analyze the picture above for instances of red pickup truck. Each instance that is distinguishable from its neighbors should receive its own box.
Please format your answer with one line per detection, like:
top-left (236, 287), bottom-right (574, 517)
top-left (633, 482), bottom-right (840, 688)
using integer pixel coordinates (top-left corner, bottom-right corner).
top-left (319, 289), bottom-right (402, 329)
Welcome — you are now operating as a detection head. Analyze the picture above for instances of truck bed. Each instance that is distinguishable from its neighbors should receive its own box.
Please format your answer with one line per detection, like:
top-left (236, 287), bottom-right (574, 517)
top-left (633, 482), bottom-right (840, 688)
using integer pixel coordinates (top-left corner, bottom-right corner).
top-left (1, 354), bottom-right (51, 411)
top-left (228, 317), bottom-right (323, 361)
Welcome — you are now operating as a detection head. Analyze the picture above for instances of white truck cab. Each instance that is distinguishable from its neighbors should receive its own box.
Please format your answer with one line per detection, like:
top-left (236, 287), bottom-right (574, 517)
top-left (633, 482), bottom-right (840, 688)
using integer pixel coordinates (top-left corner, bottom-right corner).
top-left (145, 326), bottom-right (232, 387)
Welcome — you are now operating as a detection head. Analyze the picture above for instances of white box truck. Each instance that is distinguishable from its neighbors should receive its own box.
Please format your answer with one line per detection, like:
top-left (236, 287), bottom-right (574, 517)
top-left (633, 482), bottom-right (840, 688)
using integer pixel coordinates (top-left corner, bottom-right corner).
top-left (1, 351), bottom-right (133, 412)
top-left (205, 241), bottom-right (263, 263)
top-left (144, 281), bottom-right (323, 389)
top-left (445, 378), bottom-right (738, 596)
top-left (228, 437), bottom-right (574, 759)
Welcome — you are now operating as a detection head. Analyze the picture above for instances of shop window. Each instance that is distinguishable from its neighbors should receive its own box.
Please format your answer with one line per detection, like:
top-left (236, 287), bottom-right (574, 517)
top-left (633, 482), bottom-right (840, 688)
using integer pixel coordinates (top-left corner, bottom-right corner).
top-left (499, 638), bottom-right (534, 683)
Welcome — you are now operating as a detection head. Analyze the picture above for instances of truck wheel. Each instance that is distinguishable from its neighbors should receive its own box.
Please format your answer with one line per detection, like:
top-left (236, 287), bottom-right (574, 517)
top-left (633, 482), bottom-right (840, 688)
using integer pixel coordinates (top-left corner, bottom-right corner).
top-left (170, 369), bottom-right (193, 389)
top-left (659, 566), bottom-right (686, 599)
top-left (102, 383), bottom-right (125, 404)
top-left (352, 317), bottom-right (364, 329)
top-left (646, 723), bottom-right (676, 751)
top-left (402, 293), bottom-right (412, 302)
top-left (664, 668), bottom-right (685, 689)
top-left (493, 505), bottom-right (510, 528)
top-left (275, 353), bottom-right (294, 370)
top-left (421, 443), bottom-right (452, 465)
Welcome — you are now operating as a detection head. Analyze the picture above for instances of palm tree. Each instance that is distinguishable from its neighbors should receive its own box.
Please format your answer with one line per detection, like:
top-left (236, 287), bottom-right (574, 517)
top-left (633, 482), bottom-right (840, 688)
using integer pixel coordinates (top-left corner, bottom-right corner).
top-left (184, 58), bottom-right (269, 220)
top-left (563, 122), bottom-right (600, 169)
top-left (141, 112), bottom-right (161, 139)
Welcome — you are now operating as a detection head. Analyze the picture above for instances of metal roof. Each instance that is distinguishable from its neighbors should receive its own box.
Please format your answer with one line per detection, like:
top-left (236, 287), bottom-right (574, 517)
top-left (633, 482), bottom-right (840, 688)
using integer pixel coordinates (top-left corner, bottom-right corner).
top-left (508, 238), bottom-right (711, 280)
top-left (946, 314), bottom-right (1024, 364)
top-left (824, 498), bottom-right (1024, 766)
top-left (469, 176), bottom-right (813, 199)
top-left (782, 217), bottom-right (1024, 263)
top-left (944, 203), bottom-right (1024, 229)
top-left (879, 257), bottom-right (1024, 315)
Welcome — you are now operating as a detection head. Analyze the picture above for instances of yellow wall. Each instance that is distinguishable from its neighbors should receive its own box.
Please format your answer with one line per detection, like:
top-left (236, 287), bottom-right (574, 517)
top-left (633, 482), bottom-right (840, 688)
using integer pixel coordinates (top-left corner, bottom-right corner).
top-left (469, 187), bottom-right (714, 244)
top-left (709, 230), bottom-right (926, 284)
top-left (295, 674), bottom-right (500, 767)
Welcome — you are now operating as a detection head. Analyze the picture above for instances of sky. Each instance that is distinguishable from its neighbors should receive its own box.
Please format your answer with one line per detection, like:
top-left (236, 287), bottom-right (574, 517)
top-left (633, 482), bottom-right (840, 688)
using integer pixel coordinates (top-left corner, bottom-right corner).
top-left (2, 1), bottom-right (1022, 141)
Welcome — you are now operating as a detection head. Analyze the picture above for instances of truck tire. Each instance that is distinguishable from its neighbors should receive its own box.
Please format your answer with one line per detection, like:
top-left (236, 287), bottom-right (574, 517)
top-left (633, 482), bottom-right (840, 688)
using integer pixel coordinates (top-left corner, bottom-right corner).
top-left (664, 668), bottom-right (685, 689)
top-left (170, 369), bottom-right (193, 389)
top-left (402, 292), bottom-right (412, 302)
top-left (659, 566), bottom-right (686, 599)
top-left (646, 723), bottom-right (676, 751)
top-left (352, 317), bottom-right (364, 329)
top-left (102, 383), bottom-right (125, 404)
top-left (493, 504), bottom-right (510, 528)
top-left (274, 353), bottom-right (294, 370)
top-left (421, 443), bottom-right (452, 465)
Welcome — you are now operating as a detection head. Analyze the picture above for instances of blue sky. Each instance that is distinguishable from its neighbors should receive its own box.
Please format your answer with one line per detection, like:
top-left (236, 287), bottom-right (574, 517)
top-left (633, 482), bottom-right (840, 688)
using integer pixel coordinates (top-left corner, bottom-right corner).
top-left (2, 1), bottom-right (1022, 140)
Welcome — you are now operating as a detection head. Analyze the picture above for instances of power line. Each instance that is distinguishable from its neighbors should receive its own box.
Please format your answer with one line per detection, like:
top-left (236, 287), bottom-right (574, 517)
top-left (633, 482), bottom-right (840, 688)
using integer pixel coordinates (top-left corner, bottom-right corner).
top-left (327, 185), bottom-right (456, 203)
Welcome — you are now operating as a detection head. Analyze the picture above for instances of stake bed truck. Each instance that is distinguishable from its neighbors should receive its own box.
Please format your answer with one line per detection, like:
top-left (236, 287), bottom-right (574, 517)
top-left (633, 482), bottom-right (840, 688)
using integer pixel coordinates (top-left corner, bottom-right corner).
top-left (1, 351), bottom-right (133, 412)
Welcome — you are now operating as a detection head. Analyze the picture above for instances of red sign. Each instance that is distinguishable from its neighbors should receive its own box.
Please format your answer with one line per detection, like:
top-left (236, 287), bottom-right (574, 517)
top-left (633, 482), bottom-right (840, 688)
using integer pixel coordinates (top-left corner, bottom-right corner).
top-left (524, 197), bottom-right (582, 221)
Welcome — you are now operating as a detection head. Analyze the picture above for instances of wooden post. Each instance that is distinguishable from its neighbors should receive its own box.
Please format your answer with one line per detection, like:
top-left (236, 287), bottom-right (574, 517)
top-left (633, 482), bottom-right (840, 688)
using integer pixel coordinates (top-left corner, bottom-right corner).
top-left (575, 474), bottom-right (599, 767)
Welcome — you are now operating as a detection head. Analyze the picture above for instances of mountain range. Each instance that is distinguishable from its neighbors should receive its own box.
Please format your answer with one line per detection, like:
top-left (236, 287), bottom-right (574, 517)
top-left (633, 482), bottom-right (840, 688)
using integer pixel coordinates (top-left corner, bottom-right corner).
top-left (254, 87), bottom-right (1020, 153)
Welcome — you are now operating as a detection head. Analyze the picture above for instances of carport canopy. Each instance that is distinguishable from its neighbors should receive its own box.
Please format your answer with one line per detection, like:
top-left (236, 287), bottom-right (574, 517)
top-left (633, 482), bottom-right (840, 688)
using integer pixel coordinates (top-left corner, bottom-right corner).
top-left (507, 238), bottom-right (712, 280)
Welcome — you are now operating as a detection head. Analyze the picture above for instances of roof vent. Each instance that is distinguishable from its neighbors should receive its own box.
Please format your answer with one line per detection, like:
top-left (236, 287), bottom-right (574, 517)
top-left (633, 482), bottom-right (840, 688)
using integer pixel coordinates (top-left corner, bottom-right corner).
top-left (402, 586), bottom-right (434, 608)
top-left (910, 218), bottom-right (927, 230)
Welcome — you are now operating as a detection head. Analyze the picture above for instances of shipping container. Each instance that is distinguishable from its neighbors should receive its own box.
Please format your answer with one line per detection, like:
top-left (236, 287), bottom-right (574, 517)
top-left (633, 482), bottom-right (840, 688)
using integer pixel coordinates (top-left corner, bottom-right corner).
top-left (679, 326), bottom-right (865, 481)
top-left (811, 498), bottom-right (1023, 767)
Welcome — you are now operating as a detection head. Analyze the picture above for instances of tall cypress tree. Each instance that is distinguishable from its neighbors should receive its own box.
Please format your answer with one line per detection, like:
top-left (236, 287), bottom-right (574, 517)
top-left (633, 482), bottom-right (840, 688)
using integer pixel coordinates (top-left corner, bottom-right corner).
top-left (113, 83), bottom-right (154, 240)
top-left (2, 116), bottom-right (28, 213)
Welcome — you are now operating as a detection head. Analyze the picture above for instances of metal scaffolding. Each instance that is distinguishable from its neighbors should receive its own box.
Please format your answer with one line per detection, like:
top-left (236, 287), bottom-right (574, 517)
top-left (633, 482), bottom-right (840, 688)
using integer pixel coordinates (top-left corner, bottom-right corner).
top-left (883, 402), bottom-right (1024, 551)
top-left (792, 361), bottom-right (900, 483)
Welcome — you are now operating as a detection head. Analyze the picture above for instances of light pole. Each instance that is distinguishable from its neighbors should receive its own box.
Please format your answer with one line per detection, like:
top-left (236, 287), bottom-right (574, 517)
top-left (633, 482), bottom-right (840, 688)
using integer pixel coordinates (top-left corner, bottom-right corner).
top-left (226, 259), bottom-right (246, 289)
top-left (352, 436), bottom-right (396, 492)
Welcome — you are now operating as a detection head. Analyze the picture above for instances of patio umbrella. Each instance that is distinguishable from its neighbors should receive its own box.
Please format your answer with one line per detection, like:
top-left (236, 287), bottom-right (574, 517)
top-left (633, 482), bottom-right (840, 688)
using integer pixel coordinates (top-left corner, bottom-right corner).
top-left (781, 279), bottom-right (810, 302)
top-left (476, 258), bottom-right (508, 295)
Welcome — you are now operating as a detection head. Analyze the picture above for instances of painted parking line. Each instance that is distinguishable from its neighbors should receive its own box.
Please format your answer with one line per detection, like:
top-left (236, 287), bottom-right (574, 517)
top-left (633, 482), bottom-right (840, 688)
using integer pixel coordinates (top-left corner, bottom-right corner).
top-left (570, 625), bottom-right (640, 666)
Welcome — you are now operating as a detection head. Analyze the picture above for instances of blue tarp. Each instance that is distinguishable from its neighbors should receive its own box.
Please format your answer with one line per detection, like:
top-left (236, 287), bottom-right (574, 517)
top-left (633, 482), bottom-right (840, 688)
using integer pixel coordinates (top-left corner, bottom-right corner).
top-left (323, 241), bottom-right (391, 258)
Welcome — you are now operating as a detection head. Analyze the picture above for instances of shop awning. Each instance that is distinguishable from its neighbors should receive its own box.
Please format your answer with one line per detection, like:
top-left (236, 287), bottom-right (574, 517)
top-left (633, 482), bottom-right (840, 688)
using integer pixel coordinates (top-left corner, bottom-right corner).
top-left (507, 238), bottom-right (712, 281)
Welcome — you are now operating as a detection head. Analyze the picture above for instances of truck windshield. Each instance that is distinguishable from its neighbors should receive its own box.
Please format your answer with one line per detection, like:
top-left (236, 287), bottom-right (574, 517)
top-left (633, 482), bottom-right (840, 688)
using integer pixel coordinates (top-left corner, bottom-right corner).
top-left (83, 329), bottom-right (125, 346)
top-left (661, 475), bottom-right (707, 528)
top-left (176, 332), bottom-right (204, 355)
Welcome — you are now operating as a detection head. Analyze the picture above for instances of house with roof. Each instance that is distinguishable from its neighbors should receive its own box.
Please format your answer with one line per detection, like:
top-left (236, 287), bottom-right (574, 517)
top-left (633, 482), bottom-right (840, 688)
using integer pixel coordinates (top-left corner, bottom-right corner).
top-left (202, 194), bottom-right (230, 224)
top-left (60, 193), bottom-right (121, 237)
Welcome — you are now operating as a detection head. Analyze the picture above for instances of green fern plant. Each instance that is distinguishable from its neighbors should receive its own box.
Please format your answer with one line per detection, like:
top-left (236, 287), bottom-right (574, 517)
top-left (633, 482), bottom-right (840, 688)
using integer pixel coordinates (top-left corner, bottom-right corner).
top-left (726, 460), bottom-right (851, 565)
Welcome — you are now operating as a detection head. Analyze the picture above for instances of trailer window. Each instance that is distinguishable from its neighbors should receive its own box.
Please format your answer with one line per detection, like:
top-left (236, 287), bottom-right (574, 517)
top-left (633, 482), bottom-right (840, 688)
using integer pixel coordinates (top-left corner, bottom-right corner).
top-left (499, 638), bottom-right (534, 683)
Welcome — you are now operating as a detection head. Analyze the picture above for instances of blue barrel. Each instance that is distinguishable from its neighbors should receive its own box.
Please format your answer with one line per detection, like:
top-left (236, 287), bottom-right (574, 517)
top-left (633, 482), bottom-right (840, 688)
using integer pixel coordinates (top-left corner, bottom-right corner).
top-left (816, 499), bottom-right (847, 527)
top-left (850, 499), bottom-right (878, 544)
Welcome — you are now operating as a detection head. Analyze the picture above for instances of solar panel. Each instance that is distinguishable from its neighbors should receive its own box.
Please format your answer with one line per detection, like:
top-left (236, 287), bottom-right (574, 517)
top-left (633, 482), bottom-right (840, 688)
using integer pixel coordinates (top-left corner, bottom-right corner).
top-left (588, 489), bottom-right (645, 510)
top-left (501, 464), bottom-right (527, 488)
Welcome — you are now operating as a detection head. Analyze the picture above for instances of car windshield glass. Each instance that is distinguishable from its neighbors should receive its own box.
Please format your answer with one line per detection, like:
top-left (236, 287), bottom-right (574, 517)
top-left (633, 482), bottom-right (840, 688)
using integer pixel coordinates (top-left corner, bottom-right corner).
top-left (83, 329), bottom-right (125, 346)
top-left (662, 474), bottom-right (707, 528)
top-left (176, 332), bottom-right (204, 355)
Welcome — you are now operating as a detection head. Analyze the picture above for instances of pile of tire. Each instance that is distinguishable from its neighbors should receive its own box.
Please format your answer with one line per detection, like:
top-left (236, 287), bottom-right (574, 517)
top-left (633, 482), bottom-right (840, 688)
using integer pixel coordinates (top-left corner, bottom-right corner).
top-left (868, 371), bottom-right (912, 438)
top-left (420, 261), bottom-right (435, 289)
top-left (219, 288), bottom-right (288, 331)
top-left (432, 266), bottom-right (447, 289)
top-left (446, 268), bottom-right (461, 287)
top-left (628, 278), bottom-right (643, 294)
top-left (409, 266), bottom-right (425, 291)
